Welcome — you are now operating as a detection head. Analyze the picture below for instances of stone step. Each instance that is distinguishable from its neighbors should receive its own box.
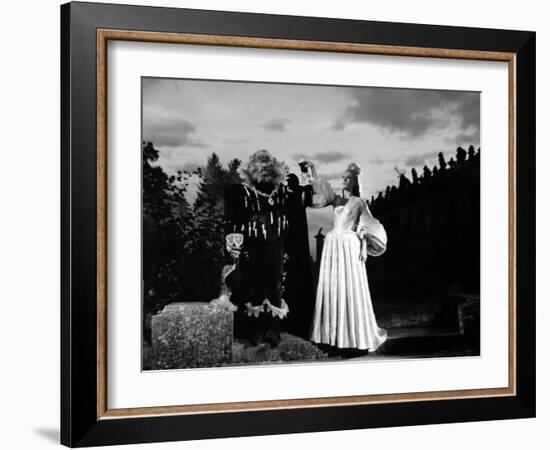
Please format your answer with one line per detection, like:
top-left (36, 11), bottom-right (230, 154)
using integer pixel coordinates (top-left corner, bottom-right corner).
top-left (375, 294), bottom-right (480, 330)
top-left (374, 326), bottom-right (479, 358)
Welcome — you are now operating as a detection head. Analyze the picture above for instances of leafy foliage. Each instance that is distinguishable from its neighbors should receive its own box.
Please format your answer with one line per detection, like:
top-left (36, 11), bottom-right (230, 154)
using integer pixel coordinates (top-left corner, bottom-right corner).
top-left (142, 142), bottom-right (241, 314)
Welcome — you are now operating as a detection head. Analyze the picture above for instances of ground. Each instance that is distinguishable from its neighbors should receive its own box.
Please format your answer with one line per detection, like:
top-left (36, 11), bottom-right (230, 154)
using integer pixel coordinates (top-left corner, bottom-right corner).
top-left (143, 294), bottom-right (479, 370)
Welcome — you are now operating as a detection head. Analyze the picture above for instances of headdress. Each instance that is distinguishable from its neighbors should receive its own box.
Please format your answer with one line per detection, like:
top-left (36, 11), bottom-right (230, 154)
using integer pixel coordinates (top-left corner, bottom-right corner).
top-left (346, 162), bottom-right (361, 177)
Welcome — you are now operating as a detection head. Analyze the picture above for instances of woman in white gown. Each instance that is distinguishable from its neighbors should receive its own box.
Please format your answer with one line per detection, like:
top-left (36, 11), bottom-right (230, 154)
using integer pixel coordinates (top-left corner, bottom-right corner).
top-left (305, 161), bottom-right (388, 351)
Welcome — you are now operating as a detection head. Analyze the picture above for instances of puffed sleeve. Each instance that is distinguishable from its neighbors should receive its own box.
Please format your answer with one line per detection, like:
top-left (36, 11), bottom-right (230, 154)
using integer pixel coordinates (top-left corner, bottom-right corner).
top-left (357, 199), bottom-right (387, 257)
top-left (311, 177), bottom-right (336, 208)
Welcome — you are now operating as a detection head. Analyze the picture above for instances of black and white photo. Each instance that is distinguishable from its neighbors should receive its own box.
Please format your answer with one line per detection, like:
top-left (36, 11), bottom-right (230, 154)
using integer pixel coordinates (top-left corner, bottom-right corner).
top-left (142, 77), bottom-right (481, 370)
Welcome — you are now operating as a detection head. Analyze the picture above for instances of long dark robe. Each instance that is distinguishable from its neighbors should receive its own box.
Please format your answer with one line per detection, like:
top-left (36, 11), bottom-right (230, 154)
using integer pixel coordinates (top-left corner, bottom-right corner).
top-left (284, 184), bottom-right (315, 339)
top-left (223, 182), bottom-right (290, 339)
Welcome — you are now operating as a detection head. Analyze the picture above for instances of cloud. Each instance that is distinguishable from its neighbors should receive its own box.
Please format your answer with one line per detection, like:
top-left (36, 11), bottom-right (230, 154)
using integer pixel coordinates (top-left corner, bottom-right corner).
top-left (369, 154), bottom-right (403, 166)
top-left (404, 151), bottom-right (439, 167)
top-left (333, 88), bottom-right (480, 139)
top-left (453, 94), bottom-right (481, 131)
top-left (369, 157), bottom-right (387, 166)
top-left (291, 150), bottom-right (350, 164)
top-left (143, 116), bottom-right (207, 148)
top-left (447, 128), bottom-right (480, 147)
top-left (182, 162), bottom-right (200, 172)
top-left (224, 137), bottom-right (252, 145)
top-left (369, 150), bottom-right (440, 168)
top-left (261, 118), bottom-right (292, 132)
top-left (318, 171), bottom-right (345, 181)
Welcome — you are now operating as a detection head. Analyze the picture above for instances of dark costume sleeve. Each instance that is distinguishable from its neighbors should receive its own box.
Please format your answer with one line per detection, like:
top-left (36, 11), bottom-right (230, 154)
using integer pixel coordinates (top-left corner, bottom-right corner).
top-left (303, 184), bottom-right (313, 208)
top-left (223, 184), bottom-right (247, 236)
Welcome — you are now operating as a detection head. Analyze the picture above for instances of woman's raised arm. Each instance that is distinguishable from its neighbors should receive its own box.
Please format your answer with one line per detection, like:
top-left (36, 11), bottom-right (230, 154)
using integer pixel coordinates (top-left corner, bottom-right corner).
top-left (300, 160), bottom-right (336, 208)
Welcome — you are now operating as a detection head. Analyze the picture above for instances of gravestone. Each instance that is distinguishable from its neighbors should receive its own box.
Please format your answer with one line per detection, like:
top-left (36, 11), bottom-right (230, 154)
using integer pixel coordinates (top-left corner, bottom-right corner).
top-left (151, 302), bottom-right (233, 369)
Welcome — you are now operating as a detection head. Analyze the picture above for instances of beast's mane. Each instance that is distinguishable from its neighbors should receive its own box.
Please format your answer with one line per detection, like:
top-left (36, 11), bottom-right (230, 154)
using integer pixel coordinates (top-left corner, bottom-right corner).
top-left (238, 152), bottom-right (289, 187)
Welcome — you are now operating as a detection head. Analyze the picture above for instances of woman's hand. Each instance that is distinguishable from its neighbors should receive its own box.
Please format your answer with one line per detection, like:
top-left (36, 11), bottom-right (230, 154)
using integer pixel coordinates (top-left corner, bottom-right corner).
top-left (359, 241), bottom-right (368, 262)
top-left (357, 228), bottom-right (368, 261)
top-left (298, 158), bottom-right (314, 168)
top-left (298, 159), bottom-right (318, 178)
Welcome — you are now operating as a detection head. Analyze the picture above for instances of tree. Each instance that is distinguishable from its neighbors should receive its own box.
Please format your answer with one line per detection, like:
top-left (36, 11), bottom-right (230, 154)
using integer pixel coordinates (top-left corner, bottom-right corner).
top-left (226, 158), bottom-right (242, 184)
top-left (422, 165), bottom-right (432, 182)
top-left (194, 153), bottom-right (226, 210)
top-left (411, 168), bottom-right (419, 184)
top-left (141, 147), bottom-right (244, 345)
top-left (179, 154), bottom-right (243, 302)
top-left (456, 146), bottom-right (467, 164)
top-left (398, 173), bottom-right (411, 189)
top-left (142, 141), bottom-right (191, 303)
top-left (438, 152), bottom-right (447, 171)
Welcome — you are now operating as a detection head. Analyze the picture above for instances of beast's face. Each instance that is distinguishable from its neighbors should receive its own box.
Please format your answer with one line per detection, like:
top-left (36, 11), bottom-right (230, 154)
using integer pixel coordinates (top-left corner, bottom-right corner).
top-left (249, 150), bottom-right (278, 185)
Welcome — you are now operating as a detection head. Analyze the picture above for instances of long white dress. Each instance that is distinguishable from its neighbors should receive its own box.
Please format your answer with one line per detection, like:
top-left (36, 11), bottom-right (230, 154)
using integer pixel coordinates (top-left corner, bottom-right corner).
top-left (310, 179), bottom-right (388, 351)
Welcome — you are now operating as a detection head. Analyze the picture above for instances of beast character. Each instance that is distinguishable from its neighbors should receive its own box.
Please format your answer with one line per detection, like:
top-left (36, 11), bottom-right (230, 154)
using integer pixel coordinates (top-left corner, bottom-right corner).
top-left (223, 149), bottom-right (290, 348)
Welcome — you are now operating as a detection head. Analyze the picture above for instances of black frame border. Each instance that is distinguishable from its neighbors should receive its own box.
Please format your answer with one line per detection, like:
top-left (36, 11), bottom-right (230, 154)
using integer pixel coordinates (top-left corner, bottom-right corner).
top-left (61, 2), bottom-right (535, 447)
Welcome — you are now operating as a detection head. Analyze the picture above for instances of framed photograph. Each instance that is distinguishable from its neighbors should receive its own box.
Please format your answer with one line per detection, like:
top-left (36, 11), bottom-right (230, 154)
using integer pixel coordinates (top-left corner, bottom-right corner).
top-left (61, 1), bottom-right (535, 447)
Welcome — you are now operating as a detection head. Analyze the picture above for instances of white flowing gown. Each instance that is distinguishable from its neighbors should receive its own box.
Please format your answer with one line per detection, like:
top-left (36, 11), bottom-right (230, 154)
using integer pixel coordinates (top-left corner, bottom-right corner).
top-left (310, 178), bottom-right (388, 351)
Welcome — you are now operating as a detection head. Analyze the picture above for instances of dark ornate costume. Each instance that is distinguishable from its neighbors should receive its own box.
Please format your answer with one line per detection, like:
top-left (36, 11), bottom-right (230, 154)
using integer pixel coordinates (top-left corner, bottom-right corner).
top-left (224, 181), bottom-right (290, 346)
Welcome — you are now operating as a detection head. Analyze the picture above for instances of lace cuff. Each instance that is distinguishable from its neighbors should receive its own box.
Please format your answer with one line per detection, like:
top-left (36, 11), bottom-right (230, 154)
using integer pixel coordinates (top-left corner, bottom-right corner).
top-left (244, 302), bottom-right (264, 318)
top-left (263, 298), bottom-right (290, 319)
top-left (244, 299), bottom-right (290, 319)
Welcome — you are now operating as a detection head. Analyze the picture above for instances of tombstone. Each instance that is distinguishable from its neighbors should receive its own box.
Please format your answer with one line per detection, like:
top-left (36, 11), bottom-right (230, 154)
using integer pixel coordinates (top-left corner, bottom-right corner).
top-left (151, 302), bottom-right (233, 369)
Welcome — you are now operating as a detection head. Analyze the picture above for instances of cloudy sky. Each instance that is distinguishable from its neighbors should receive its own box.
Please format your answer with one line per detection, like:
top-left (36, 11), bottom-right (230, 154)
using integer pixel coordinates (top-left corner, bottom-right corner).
top-left (142, 77), bottom-right (479, 257)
